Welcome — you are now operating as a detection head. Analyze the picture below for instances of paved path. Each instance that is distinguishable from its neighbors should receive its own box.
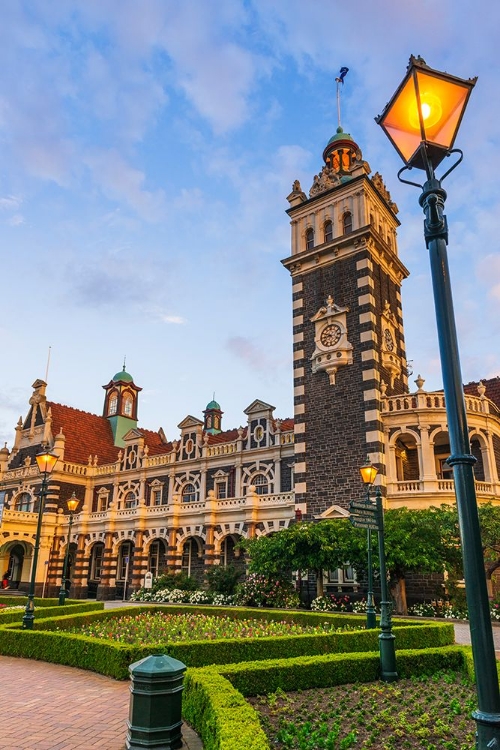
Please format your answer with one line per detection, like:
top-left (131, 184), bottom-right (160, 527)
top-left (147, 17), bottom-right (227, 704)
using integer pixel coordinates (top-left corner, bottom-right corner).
top-left (453, 620), bottom-right (500, 657)
top-left (0, 655), bottom-right (202, 750)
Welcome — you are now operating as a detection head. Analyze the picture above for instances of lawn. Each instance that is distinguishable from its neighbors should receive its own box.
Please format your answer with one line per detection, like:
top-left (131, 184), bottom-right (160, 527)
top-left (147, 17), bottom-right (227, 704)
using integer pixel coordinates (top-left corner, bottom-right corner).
top-left (248, 669), bottom-right (476, 749)
top-left (71, 611), bottom-right (358, 644)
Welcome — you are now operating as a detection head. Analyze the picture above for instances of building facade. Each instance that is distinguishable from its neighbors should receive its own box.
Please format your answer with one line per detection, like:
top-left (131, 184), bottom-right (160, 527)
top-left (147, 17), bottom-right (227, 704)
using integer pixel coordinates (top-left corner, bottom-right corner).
top-left (2, 125), bottom-right (500, 600)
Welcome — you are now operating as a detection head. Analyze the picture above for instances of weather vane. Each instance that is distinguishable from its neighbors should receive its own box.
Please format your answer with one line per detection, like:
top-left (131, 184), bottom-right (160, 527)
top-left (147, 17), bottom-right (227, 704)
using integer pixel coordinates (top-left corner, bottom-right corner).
top-left (335, 66), bottom-right (349, 129)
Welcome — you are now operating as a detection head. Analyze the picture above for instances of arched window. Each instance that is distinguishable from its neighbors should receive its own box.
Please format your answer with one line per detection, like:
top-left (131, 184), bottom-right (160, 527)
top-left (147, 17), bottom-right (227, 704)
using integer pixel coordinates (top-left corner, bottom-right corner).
top-left (324, 220), bottom-right (333, 243)
top-left (252, 473), bottom-right (269, 496)
top-left (122, 393), bottom-right (133, 417)
top-left (108, 392), bottom-right (118, 416)
top-left (305, 227), bottom-right (314, 250)
top-left (343, 211), bottom-right (352, 235)
top-left (182, 483), bottom-right (197, 503)
top-left (124, 491), bottom-right (136, 509)
top-left (15, 492), bottom-right (32, 512)
top-left (181, 539), bottom-right (194, 576)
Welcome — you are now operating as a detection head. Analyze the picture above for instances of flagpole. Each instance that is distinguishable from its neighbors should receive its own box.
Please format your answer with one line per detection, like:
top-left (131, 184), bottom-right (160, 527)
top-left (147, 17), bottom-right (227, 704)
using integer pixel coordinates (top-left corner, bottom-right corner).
top-left (337, 79), bottom-right (342, 129)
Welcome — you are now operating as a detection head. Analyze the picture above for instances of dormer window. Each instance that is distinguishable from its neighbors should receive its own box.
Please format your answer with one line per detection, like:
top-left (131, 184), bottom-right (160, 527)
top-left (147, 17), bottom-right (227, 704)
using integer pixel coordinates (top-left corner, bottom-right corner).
top-left (343, 211), bottom-right (352, 235)
top-left (122, 393), bottom-right (133, 417)
top-left (324, 220), bottom-right (333, 243)
top-left (305, 227), bottom-right (314, 251)
top-left (108, 393), bottom-right (118, 416)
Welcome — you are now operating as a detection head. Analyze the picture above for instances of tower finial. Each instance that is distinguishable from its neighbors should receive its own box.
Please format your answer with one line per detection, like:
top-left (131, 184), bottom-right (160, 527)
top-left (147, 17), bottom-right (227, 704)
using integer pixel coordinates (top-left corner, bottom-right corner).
top-left (123, 355), bottom-right (126, 371)
top-left (335, 66), bottom-right (349, 129)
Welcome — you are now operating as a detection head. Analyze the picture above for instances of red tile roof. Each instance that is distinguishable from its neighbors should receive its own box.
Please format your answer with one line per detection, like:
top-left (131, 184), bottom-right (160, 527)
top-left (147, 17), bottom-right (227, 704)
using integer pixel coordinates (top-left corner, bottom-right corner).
top-left (48, 402), bottom-right (119, 465)
top-left (47, 403), bottom-right (171, 465)
top-left (464, 377), bottom-right (500, 410)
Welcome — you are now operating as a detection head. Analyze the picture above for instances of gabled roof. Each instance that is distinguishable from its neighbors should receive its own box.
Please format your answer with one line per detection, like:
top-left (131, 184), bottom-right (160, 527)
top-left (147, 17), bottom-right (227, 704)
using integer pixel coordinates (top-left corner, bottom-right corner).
top-left (244, 399), bottom-right (275, 416)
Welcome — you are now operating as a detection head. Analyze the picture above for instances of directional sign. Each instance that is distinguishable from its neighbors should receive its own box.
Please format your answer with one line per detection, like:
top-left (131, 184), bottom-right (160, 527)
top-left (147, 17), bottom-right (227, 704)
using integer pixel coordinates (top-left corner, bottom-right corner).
top-left (349, 501), bottom-right (378, 513)
top-left (350, 516), bottom-right (380, 531)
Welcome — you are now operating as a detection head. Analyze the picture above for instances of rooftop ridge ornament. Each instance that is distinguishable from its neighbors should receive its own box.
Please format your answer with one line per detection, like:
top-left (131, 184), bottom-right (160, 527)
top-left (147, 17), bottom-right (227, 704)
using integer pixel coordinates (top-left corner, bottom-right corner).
top-left (335, 66), bottom-right (349, 129)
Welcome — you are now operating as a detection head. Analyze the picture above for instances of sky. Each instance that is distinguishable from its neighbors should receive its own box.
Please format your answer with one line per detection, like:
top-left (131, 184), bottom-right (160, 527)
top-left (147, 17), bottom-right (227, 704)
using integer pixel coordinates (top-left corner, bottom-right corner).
top-left (1, 0), bottom-right (500, 448)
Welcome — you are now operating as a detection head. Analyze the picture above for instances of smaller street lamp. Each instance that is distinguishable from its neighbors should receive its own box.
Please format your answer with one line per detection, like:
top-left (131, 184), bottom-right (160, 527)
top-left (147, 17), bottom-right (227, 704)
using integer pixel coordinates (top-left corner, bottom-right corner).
top-left (22, 446), bottom-right (58, 629)
top-left (58, 492), bottom-right (79, 606)
top-left (359, 458), bottom-right (378, 629)
top-left (350, 460), bottom-right (397, 682)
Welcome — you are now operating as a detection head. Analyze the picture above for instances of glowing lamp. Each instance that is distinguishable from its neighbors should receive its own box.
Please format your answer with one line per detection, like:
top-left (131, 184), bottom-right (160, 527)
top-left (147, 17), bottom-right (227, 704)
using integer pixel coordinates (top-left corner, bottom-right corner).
top-left (35, 447), bottom-right (59, 475)
top-left (375, 55), bottom-right (476, 172)
top-left (67, 492), bottom-right (79, 513)
top-left (359, 458), bottom-right (378, 486)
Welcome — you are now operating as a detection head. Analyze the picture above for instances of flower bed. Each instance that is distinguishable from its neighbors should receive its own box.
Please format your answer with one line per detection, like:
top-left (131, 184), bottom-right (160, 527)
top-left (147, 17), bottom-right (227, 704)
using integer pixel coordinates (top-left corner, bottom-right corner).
top-left (70, 611), bottom-right (350, 644)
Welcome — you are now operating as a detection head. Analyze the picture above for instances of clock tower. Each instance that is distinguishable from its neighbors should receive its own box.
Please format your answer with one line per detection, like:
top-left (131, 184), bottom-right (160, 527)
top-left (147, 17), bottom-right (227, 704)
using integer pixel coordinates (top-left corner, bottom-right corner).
top-left (282, 126), bottom-right (409, 517)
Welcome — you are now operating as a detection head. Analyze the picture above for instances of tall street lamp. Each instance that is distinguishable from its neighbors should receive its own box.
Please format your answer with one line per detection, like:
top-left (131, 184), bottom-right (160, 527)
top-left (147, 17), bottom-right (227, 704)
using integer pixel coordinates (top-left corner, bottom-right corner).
top-left (22, 446), bottom-right (58, 629)
top-left (376, 55), bottom-right (500, 748)
top-left (359, 458), bottom-right (378, 629)
top-left (58, 492), bottom-right (79, 606)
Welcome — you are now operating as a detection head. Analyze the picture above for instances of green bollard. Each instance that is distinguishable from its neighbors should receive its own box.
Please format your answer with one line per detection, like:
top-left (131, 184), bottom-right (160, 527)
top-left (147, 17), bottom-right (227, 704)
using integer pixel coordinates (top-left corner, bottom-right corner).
top-left (126, 654), bottom-right (187, 750)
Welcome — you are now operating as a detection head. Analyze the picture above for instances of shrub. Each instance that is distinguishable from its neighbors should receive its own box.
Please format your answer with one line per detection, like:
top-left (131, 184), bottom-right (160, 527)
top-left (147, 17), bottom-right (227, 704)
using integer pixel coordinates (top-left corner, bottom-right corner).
top-left (152, 571), bottom-right (198, 592)
top-left (234, 574), bottom-right (300, 609)
top-left (205, 564), bottom-right (242, 595)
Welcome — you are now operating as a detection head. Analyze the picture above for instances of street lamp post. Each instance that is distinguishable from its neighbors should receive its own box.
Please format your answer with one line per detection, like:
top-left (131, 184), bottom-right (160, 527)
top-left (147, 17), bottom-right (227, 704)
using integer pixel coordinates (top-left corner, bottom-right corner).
top-left (359, 458), bottom-right (379, 629)
top-left (58, 492), bottom-right (79, 606)
top-left (22, 447), bottom-right (58, 629)
top-left (376, 55), bottom-right (500, 748)
top-left (351, 460), bottom-right (397, 682)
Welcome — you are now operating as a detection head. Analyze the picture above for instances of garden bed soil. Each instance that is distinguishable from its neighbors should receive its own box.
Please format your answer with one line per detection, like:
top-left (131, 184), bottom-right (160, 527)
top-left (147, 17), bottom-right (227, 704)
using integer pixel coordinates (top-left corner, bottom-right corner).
top-left (248, 670), bottom-right (476, 749)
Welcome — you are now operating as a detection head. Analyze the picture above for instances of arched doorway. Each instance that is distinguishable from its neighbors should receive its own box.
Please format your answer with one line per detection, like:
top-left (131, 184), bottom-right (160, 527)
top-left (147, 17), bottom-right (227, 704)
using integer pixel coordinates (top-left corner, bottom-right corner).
top-left (181, 537), bottom-right (204, 582)
top-left (8, 544), bottom-right (25, 589)
top-left (116, 540), bottom-right (135, 600)
top-left (148, 538), bottom-right (167, 578)
top-left (87, 542), bottom-right (104, 599)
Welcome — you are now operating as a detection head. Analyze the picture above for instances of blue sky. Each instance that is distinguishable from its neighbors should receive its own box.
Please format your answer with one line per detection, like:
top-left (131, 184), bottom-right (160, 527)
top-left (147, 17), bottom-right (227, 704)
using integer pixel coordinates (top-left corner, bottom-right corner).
top-left (1, 0), bottom-right (499, 448)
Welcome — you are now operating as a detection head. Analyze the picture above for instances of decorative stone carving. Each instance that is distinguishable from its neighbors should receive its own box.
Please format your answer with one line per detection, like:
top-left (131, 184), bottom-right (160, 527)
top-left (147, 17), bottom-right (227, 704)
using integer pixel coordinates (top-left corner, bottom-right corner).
top-left (309, 166), bottom-right (341, 198)
top-left (286, 179), bottom-right (307, 207)
top-left (380, 301), bottom-right (402, 388)
top-left (310, 295), bottom-right (353, 385)
top-left (371, 172), bottom-right (399, 214)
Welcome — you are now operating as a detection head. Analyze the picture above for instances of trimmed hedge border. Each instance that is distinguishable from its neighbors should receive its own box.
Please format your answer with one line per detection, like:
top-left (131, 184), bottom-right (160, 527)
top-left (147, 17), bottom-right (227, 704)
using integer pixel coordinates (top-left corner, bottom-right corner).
top-left (0, 605), bottom-right (454, 673)
top-left (183, 646), bottom-right (472, 750)
top-left (0, 600), bottom-right (104, 625)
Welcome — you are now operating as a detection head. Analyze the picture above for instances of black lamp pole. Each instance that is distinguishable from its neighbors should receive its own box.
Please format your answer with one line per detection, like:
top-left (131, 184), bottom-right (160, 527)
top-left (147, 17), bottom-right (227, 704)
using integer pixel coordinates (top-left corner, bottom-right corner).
top-left (22, 448), bottom-right (58, 629)
top-left (58, 492), bottom-right (78, 606)
top-left (376, 56), bottom-right (500, 747)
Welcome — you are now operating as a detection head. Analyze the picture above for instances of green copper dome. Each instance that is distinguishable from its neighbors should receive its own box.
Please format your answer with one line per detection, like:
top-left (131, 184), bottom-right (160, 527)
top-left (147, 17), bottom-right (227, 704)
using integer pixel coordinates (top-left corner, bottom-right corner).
top-left (206, 399), bottom-right (221, 410)
top-left (113, 367), bottom-right (133, 383)
top-left (326, 126), bottom-right (355, 146)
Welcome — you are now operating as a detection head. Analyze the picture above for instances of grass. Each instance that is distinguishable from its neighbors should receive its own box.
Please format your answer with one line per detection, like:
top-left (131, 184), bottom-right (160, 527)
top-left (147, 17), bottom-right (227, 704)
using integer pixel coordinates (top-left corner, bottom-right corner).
top-left (249, 669), bottom-right (476, 749)
top-left (70, 611), bottom-right (358, 644)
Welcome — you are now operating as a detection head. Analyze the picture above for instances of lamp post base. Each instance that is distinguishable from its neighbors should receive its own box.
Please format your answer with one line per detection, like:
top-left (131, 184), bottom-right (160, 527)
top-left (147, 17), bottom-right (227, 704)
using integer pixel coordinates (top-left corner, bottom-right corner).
top-left (473, 710), bottom-right (500, 750)
top-left (58, 589), bottom-right (67, 606)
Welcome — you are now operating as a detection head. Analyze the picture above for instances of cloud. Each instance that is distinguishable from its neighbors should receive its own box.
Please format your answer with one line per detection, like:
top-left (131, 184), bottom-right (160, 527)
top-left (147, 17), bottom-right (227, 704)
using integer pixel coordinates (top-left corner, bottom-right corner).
top-left (0, 196), bottom-right (22, 211)
top-left (8, 214), bottom-right (24, 227)
top-left (83, 148), bottom-right (167, 221)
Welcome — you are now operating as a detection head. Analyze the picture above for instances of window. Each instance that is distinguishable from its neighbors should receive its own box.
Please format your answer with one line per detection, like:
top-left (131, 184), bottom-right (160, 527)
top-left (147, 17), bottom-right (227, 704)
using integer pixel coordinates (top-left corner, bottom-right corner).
top-left (15, 492), bottom-right (32, 512)
top-left (324, 220), bottom-right (333, 243)
top-left (305, 227), bottom-right (314, 250)
top-left (254, 425), bottom-right (264, 443)
top-left (108, 393), bottom-right (118, 416)
top-left (152, 489), bottom-right (162, 506)
top-left (90, 543), bottom-right (104, 580)
top-left (122, 393), bottom-right (133, 417)
top-left (117, 541), bottom-right (133, 581)
top-left (124, 491), bottom-right (137, 508)
top-left (343, 211), bottom-right (352, 235)
top-left (182, 483), bottom-right (197, 503)
top-left (181, 539), bottom-right (194, 576)
top-left (148, 540), bottom-right (166, 578)
top-left (216, 481), bottom-right (227, 499)
top-left (252, 473), bottom-right (269, 495)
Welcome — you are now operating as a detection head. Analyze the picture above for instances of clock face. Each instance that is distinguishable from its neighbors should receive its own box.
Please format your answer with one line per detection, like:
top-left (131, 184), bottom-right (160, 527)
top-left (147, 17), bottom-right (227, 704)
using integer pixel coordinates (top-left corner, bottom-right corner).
top-left (384, 328), bottom-right (395, 352)
top-left (320, 324), bottom-right (342, 348)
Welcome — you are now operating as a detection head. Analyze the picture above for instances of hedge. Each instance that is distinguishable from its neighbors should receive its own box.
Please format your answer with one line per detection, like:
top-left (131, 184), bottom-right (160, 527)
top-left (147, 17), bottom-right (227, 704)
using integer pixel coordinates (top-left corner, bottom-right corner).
top-left (182, 646), bottom-right (471, 750)
top-left (0, 601), bottom-right (104, 625)
top-left (1, 605), bottom-right (453, 672)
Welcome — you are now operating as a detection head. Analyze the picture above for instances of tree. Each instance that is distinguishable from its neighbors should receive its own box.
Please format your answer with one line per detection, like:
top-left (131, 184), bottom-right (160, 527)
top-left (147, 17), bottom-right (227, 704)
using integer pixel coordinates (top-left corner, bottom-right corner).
top-left (383, 505), bottom-right (461, 614)
top-left (477, 502), bottom-right (500, 595)
top-left (244, 520), bottom-right (365, 597)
